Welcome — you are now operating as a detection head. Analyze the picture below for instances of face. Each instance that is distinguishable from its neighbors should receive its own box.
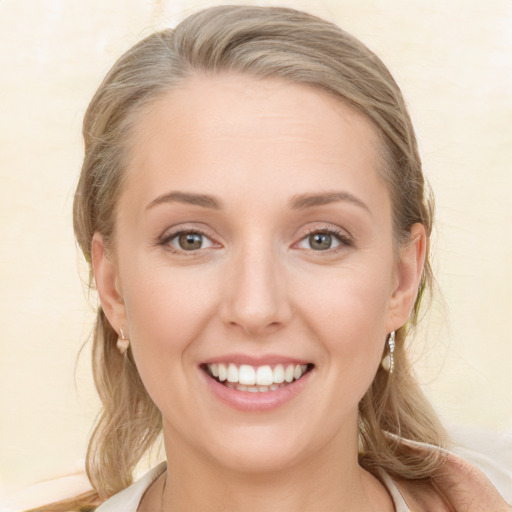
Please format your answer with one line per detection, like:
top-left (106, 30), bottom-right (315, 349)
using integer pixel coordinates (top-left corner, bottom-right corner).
top-left (93, 74), bottom-right (424, 475)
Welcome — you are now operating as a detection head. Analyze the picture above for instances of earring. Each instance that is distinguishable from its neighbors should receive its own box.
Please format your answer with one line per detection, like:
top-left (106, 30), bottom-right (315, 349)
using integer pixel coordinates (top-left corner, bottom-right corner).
top-left (116, 327), bottom-right (130, 355)
top-left (381, 331), bottom-right (395, 374)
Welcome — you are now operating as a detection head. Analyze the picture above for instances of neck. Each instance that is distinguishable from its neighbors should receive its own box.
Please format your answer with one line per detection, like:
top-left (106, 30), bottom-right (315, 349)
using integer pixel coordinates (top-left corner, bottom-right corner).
top-left (152, 424), bottom-right (393, 512)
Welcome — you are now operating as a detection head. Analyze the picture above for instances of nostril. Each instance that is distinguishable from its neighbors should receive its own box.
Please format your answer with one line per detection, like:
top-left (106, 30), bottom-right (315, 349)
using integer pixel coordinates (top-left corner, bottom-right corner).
top-left (219, 268), bottom-right (293, 335)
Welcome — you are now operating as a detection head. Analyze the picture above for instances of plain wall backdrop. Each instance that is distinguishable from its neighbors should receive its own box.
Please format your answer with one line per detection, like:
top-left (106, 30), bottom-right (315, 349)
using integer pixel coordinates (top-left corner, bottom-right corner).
top-left (1, 0), bottom-right (511, 499)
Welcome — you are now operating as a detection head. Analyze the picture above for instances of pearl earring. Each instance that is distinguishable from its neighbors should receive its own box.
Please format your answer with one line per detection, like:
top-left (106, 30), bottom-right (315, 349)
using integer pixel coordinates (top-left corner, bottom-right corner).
top-left (117, 327), bottom-right (130, 355)
top-left (381, 331), bottom-right (395, 374)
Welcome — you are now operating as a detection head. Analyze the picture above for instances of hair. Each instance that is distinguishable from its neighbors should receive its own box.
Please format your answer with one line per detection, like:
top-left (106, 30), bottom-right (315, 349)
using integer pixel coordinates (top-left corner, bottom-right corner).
top-left (32, 5), bottom-right (447, 511)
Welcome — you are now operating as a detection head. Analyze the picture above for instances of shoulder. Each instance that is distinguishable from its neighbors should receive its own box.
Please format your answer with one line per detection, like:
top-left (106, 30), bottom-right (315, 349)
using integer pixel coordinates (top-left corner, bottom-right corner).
top-left (433, 450), bottom-right (511, 511)
top-left (95, 463), bottom-right (166, 512)
top-left (394, 449), bottom-right (511, 512)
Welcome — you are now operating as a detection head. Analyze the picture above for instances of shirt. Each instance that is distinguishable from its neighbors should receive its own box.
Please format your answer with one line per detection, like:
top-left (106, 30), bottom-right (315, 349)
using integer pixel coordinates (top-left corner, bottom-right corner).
top-left (95, 462), bottom-right (411, 512)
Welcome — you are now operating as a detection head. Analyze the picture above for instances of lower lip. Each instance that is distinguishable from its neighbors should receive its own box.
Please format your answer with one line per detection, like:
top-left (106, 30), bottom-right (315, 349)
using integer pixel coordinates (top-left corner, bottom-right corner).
top-left (200, 368), bottom-right (313, 412)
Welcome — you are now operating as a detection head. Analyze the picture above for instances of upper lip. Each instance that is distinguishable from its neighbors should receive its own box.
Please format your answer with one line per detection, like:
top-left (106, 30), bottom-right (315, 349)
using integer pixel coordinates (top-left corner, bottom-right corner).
top-left (201, 353), bottom-right (312, 366)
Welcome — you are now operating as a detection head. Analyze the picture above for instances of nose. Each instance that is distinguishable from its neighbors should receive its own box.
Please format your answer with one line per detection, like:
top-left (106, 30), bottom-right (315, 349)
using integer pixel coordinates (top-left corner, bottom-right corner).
top-left (220, 242), bottom-right (293, 337)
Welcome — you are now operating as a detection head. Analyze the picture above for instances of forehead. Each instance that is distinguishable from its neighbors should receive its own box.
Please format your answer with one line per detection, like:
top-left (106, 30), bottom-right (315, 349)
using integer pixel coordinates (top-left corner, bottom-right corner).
top-left (122, 73), bottom-right (387, 214)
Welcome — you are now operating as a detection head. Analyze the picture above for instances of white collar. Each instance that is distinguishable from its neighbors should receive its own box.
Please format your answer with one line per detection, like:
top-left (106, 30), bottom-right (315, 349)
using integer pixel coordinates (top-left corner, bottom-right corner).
top-left (95, 462), bottom-right (166, 512)
top-left (95, 462), bottom-right (409, 512)
top-left (379, 471), bottom-right (411, 512)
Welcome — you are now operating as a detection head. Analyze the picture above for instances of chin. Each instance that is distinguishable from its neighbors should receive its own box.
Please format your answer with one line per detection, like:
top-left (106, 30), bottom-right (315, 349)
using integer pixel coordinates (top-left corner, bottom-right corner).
top-left (198, 422), bottom-right (327, 476)
top-left (210, 443), bottom-right (307, 475)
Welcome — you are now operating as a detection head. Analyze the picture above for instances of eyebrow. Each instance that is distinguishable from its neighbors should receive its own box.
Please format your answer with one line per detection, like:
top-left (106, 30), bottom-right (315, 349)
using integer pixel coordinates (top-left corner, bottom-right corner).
top-left (145, 191), bottom-right (222, 211)
top-left (145, 190), bottom-right (370, 214)
top-left (290, 191), bottom-right (371, 213)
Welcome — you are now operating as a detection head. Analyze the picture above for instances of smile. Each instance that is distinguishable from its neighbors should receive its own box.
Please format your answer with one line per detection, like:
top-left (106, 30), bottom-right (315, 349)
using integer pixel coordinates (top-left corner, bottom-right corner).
top-left (204, 363), bottom-right (312, 393)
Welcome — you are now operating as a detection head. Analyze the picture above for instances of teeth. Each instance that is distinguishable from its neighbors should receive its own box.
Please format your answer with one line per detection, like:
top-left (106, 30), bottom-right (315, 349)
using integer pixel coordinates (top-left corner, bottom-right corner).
top-left (256, 366), bottom-right (273, 386)
top-left (284, 365), bottom-right (294, 383)
top-left (227, 363), bottom-right (238, 383)
top-left (207, 362), bottom-right (310, 388)
top-left (239, 364), bottom-right (256, 385)
top-left (273, 364), bottom-right (285, 383)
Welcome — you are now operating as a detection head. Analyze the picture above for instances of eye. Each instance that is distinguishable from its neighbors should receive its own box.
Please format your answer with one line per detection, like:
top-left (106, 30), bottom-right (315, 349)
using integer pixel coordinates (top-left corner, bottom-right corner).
top-left (166, 231), bottom-right (215, 251)
top-left (296, 229), bottom-right (350, 251)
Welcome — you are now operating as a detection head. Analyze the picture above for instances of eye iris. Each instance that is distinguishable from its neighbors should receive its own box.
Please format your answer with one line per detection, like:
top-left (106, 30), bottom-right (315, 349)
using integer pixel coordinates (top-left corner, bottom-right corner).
top-left (179, 233), bottom-right (203, 250)
top-left (309, 233), bottom-right (331, 250)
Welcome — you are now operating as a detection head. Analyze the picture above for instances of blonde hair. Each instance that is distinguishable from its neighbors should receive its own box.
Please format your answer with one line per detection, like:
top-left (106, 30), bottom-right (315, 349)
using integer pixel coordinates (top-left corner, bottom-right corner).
top-left (35, 5), bottom-right (447, 510)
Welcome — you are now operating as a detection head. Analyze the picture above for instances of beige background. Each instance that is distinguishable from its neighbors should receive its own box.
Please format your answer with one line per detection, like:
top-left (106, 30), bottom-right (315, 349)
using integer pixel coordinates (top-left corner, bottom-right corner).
top-left (1, 0), bottom-right (511, 500)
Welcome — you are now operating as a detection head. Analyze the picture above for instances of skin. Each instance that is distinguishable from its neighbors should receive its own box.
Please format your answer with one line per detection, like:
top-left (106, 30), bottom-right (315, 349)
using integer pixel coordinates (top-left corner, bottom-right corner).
top-left (92, 74), bottom-right (426, 511)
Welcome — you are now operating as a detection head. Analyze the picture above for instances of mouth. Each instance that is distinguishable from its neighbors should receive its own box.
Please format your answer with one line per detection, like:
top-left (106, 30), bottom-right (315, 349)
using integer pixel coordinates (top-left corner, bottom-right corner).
top-left (201, 362), bottom-right (315, 393)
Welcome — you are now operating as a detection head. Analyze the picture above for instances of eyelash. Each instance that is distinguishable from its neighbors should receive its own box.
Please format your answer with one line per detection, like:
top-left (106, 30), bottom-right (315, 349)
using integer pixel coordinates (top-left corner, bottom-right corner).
top-left (158, 227), bottom-right (216, 255)
top-left (298, 227), bottom-right (353, 253)
top-left (158, 226), bottom-right (353, 254)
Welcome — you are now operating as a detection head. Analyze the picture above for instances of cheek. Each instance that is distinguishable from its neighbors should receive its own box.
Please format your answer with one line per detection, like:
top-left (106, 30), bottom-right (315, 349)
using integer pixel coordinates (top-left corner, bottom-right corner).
top-left (297, 259), bottom-right (392, 378)
top-left (300, 257), bottom-right (392, 329)
top-left (120, 259), bottom-right (218, 383)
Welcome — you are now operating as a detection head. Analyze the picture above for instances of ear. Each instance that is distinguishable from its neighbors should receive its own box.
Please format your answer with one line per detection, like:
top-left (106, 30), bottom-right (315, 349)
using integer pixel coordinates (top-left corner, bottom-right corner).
top-left (387, 223), bottom-right (427, 330)
top-left (91, 232), bottom-right (127, 336)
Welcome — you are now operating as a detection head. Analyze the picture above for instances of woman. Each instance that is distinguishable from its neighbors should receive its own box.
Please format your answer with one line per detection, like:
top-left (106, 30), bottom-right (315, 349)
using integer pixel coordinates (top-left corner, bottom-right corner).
top-left (32, 5), bottom-right (509, 511)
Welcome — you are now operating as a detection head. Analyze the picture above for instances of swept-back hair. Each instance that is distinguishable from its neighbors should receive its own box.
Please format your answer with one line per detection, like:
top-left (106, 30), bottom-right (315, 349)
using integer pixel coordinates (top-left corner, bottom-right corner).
top-left (34, 5), bottom-right (445, 510)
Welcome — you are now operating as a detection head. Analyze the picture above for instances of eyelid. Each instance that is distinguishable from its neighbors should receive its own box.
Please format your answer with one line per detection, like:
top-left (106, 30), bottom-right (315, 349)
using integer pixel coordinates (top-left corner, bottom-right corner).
top-left (294, 224), bottom-right (354, 252)
top-left (158, 224), bottom-right (222, 253)
top-left (156, 222), bottom-right (353, 254)
top-left (169, 231), bottom-right (215, 251)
